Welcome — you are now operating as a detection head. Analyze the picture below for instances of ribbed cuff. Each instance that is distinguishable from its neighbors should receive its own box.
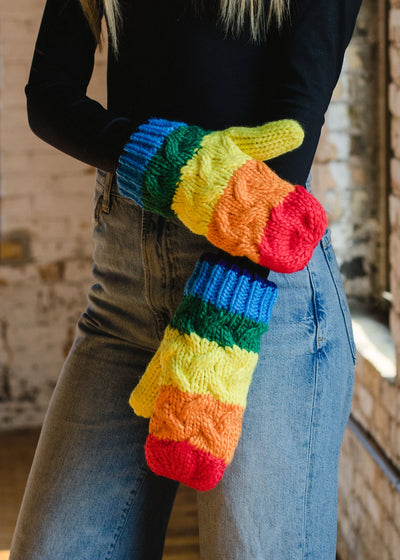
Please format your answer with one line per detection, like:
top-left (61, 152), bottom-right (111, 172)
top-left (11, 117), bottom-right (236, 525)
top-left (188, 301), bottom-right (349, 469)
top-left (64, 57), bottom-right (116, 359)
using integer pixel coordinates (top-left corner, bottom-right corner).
top-left (171, 295), bottom-right (269, 353)
top-left (184, 253), bottom-right (277, 325)
top-left (116, 118), bottom-right (187, 207)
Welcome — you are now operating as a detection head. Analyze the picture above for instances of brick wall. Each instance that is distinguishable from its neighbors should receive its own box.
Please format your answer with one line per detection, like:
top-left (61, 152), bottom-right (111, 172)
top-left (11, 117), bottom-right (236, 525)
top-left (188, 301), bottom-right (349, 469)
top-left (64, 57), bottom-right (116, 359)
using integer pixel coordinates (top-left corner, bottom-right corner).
top-left (338, 423), bottom-right (400, 560)
top-left (336, 1), bottom-right (400, 559)
top-left (337, 357), bottom-right (400, 560)
top-left (0, 0), bottom-right (107, 426)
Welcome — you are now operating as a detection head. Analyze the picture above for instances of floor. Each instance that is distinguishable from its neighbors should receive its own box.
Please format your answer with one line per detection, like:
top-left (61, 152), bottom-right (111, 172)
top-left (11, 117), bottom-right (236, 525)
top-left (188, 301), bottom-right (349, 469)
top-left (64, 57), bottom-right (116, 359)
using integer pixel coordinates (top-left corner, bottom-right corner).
top-left (0, 428), bottom-right (200, 560)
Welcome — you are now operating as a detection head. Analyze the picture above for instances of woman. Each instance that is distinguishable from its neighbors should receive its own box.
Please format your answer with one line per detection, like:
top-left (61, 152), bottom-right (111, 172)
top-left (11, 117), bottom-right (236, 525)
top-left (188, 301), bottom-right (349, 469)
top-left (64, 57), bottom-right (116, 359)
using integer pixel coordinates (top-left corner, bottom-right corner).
top-left (10, 0), bottom-right (361, 558)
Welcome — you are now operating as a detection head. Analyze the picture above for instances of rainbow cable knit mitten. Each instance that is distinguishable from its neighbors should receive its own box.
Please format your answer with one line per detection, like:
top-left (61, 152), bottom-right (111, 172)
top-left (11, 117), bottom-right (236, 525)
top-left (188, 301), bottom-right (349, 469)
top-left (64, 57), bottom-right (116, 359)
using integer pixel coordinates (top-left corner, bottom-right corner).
top-left (129, 253), bottom-right (277, 491)
top-left (116, 118), bottom-right (327, 273)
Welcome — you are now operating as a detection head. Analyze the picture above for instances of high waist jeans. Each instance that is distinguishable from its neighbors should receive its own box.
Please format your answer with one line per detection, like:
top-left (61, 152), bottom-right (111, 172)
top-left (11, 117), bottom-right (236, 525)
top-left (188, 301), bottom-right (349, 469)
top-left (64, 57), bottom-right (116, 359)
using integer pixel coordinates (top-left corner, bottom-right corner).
top-left (10, 169), bottom-right (356, 560)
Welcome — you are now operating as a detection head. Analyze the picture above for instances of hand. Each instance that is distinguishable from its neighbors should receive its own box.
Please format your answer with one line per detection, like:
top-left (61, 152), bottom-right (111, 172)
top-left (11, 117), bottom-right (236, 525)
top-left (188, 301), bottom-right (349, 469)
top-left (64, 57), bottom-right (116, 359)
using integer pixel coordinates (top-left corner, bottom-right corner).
top-left (117, 118), bottom-right (327, 273)
top-left (129, 252), bottom-right (277, 491)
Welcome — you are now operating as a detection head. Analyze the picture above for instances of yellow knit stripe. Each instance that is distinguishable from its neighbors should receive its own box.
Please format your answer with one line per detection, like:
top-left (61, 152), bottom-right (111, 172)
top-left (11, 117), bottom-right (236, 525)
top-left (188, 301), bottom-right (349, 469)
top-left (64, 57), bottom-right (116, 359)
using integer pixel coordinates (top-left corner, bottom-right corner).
top-left (171, 131), bottom-right (251, 236)
top-left (157, 326), bottom-right (258, 407)
top-left (225, 119), bottom-right (304, 161)
top-left (129, 346), bottom-right (162, 418)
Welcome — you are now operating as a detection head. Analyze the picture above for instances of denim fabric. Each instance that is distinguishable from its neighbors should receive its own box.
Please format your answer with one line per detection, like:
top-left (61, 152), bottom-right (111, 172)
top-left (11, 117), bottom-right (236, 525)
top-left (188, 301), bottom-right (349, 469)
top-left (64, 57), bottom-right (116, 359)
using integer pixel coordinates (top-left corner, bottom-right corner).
top-left (10, 169), bottom-right (355, 560)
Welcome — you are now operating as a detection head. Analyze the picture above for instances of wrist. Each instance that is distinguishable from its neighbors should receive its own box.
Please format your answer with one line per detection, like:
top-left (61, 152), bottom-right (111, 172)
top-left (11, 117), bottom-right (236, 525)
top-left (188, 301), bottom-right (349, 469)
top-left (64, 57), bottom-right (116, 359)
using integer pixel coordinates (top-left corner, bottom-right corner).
top-left (116, 117), bottom-right (206, 216)
top-left (172, 253), bottom-right (278, 353)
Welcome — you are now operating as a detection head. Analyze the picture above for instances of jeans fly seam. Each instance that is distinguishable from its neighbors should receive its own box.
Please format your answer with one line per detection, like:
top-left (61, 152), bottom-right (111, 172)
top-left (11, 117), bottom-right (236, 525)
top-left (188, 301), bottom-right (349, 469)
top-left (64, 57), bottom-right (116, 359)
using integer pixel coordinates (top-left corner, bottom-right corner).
top-left (105, 465), bottom-right (150, 560)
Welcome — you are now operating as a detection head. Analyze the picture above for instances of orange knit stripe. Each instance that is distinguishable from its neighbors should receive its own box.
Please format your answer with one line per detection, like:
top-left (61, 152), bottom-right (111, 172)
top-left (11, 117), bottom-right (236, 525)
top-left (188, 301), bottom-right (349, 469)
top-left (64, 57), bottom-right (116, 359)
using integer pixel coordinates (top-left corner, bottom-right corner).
top-left (149, 384), bottom-right (245, 464)
top-left (207, 158), bottom-right (295, 262)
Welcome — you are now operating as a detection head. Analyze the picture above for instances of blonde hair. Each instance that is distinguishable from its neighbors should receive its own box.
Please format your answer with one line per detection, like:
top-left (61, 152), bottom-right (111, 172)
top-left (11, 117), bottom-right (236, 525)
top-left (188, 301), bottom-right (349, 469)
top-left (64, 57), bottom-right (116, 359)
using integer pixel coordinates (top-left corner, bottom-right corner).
top-left (79, 0), bottom-right (289, 57)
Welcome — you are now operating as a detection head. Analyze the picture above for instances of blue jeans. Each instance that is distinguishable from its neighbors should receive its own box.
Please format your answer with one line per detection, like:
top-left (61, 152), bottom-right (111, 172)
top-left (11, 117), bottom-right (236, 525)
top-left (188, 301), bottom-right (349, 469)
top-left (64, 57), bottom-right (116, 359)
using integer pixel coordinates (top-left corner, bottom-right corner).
top-left (10, 169), bottom-right (355, 560)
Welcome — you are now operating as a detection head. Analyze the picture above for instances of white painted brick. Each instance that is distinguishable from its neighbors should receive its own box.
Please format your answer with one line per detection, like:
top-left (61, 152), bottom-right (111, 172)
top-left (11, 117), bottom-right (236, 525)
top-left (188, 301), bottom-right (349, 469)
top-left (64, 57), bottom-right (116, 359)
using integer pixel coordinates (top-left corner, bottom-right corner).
top-left (326, 131), bottom-right (351, 160)
top-left (390, 9), bottom-right (400, 45)
top-left (332, 74), bottom-right (349, 103)
top-left (328, 161), bottom-right (352, 189)
top-left (325, 103), bottom-right (350, 131)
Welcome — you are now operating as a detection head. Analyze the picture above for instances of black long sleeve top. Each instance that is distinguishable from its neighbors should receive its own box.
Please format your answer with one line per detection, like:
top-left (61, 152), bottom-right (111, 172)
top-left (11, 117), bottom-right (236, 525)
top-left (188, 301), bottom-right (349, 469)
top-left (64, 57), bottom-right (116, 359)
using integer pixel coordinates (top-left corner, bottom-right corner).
top-left (25, 0), bottom-right (362, 187)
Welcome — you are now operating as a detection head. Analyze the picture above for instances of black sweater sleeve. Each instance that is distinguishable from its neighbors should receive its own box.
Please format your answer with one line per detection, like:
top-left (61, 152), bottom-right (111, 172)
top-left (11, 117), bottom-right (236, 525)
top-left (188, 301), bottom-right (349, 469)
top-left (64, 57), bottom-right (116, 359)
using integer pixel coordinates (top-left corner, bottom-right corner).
top-left (25, 0), bottom-right (134, 172)
top-left (25, 0), bottom-right (362, 179)
top-left (266, 0), bottom-right (362, 185)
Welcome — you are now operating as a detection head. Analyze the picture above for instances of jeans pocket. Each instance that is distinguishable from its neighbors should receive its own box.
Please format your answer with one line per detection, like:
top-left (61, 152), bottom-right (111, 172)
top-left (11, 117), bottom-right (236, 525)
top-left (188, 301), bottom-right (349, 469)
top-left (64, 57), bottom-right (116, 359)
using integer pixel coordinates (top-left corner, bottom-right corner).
top-left (321, 229), bottom-right (357, 363)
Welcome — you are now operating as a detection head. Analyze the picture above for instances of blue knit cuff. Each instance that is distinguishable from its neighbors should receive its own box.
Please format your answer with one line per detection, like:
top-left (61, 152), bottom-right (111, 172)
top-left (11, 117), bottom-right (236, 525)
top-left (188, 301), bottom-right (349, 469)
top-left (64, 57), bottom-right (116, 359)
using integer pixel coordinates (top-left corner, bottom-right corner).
top-left (116, 118), bottom-right (187, 207)
top-left (184, 253), bottom-right (278, 324)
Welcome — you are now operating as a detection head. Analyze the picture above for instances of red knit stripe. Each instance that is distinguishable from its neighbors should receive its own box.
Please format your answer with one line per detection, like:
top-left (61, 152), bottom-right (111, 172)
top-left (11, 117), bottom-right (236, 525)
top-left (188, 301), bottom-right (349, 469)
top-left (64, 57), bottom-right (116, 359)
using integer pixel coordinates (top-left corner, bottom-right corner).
top-left (258, 185), bottom-right (327, 273)
top-left (145, 434), bottom-right (227, 491)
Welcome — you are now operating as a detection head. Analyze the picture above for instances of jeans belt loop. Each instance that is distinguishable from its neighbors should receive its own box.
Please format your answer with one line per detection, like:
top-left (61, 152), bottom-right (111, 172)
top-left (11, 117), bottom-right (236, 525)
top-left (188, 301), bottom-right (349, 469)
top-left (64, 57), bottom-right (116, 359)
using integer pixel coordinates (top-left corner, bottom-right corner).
top-left (101, 171), bottom-right (114, 213)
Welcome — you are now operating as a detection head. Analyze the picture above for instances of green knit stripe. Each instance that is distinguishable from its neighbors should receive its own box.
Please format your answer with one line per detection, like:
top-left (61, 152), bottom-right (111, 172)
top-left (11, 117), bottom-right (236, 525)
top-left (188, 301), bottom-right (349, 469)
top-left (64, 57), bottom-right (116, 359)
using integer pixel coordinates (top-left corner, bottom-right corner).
top-left (171, 295), bottom-right (268, 353)
top-left (142, 125), bottom-right (208, 217)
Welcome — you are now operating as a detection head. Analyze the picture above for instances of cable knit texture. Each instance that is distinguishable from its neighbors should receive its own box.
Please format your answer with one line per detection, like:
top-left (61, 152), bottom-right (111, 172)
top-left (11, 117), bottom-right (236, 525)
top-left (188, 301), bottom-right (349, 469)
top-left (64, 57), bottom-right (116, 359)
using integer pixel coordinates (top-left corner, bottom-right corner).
top-left (116, 117), bottom-right (327, 273)
top-left (129, 253), bottom-right (277, 491)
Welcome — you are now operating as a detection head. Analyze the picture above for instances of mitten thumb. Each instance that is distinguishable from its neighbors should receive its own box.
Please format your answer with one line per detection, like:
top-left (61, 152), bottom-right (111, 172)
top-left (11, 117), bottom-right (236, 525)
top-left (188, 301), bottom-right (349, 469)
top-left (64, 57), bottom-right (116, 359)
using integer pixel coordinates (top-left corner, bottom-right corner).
top-left (225, 119), bottom-right (304, 161)
top-left (129, 348), bottom-right (163, 418)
